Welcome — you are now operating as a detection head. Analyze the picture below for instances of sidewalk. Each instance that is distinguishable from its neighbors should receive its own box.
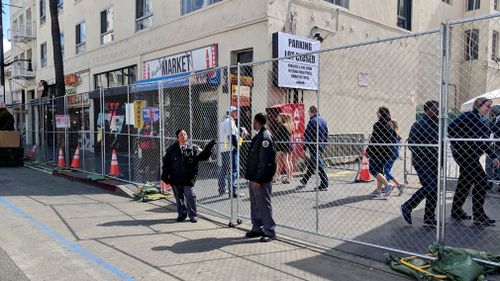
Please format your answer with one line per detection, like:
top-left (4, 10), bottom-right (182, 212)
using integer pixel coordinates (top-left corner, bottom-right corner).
top-left (0, 167), bottom-right (410, 281)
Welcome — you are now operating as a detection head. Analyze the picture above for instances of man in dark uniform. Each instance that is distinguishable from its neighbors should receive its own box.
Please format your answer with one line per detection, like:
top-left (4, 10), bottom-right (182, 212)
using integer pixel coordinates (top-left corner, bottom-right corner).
top-left (401, 100), bottom-right (439, 227)
top-left (244, 113), bottom-right (277, 242)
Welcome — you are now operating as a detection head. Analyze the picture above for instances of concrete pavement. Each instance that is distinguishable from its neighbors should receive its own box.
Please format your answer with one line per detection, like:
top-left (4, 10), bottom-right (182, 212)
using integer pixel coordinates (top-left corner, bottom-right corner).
top-left (0, 167), bottom-right (411, 281)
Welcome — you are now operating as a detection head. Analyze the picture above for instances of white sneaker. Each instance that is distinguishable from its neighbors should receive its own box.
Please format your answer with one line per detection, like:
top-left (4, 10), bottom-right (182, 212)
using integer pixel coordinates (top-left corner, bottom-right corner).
top-left (369, 189), bottom-right (380, 197)
top-left (382, 185), bottom-right (394, 197)
top-left (371, 191), bottom-right (386, 199)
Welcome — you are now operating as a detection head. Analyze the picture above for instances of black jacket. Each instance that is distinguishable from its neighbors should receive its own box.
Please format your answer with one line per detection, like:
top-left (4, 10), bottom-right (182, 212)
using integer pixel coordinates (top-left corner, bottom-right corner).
top-left (448, 110), bottom-right (496, 162)
top-left (161, 141), bottom-right (214, 187)
top-left (245, 128), bottom-right (276, 184)
top-left (408, 115), bottom-right (439, 168)
top-left (366, 120), bottom-right (398, 162)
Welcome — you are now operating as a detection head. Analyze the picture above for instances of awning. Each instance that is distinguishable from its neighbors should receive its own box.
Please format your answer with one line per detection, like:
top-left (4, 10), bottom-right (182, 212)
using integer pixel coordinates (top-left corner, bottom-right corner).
top-left (131, 69), bottom-right (221, 92)
top-left (461, 89), bottom-right (500, 112)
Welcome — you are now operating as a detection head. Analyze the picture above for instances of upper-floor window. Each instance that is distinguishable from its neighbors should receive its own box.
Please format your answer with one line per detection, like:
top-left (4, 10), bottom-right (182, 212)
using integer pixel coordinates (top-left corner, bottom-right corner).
top-left (101, 6), bottom-right (114, 44)
top-left (58, 0), bottom-right (63, 12)
top-left (465, 29), bottom-right (479, 61)
top-left (492, 30), bottom-right (499, 61)
top-left (136, 0), bottom-right (153, 31)
top-left (40, 42), bottom-right (47, 68)
top-left (397, 0), bottom-right (412, 31)
top-left (466, 0), bottom-right (480, 11)
top-left (323, 0), bottom-right (349, 9)
top-left (39, 0), bottom-right (46, 25)
top-left (76, 21), bottom-right (86, 54)
top-left (181, 0), bottom-right (223, 15)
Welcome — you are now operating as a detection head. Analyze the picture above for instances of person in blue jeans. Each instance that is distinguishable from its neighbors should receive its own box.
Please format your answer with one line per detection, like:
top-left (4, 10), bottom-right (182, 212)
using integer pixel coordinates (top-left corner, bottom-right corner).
top-left (218, 107), bottom-right (248, 198)
top-left (401, 100), bottom-right (439, 227)
top-left (296, 105), bottom-right (329, 192)
top-left (382, 119), bottom-right (404, 196)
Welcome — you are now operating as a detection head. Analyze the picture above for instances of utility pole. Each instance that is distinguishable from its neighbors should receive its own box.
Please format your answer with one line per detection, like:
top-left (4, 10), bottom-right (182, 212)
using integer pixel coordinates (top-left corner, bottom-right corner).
top-left (0, 3), bottom-right (5, 103)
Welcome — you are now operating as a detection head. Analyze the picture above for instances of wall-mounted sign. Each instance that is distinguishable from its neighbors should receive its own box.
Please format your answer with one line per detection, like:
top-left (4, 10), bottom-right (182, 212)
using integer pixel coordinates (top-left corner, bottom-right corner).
top-left (272, 32), bottom-right (320, 90)
top-left (143, 44), bottom-right (218, 79)
top-left (66, 93), bottom-right (89, 108)
top-left (142, 107), bottom-right (160, 123)
top-left (64, 73), bottom-right (80, 87)
top-left (55, 115), bottom-right (70, 128)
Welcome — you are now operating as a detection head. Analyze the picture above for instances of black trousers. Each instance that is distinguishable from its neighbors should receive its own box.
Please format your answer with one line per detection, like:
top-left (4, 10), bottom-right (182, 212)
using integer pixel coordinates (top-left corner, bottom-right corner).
top-left (402, 163), bottom-right (437, 221)
top-left (452, 156), bottom-right (489, 219)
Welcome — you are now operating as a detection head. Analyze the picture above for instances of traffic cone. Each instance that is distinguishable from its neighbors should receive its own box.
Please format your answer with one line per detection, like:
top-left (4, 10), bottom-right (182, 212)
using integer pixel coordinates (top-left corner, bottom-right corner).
top-left (160, 181), bottom-right (171, 193)
top-left (57, 147), bottom-right (66, 167)
top-left (26, 144), bottom-right (37, 159)
top-left (71, 146), bottom-right (81, 168)
top-left (355, 150), bottom-right (372, 182)
top-left (109, 150), bottom-right (120, 176)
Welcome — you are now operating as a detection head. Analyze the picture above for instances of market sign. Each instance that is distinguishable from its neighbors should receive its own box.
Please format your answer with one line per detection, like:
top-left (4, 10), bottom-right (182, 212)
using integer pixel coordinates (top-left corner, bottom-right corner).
top-left (272, 32), bottom-right (320, 90)
top-left (143, 44), bottom-right (218, 80)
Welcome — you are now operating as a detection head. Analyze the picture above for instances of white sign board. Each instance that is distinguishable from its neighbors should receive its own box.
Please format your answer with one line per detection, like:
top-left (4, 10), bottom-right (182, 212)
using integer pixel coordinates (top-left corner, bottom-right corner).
top-left (143, 44), bottom-right (218, 79)
top-left (55, 115), bottom-right (70, 129)
top-left (273, 32), bottom-right (320, 90)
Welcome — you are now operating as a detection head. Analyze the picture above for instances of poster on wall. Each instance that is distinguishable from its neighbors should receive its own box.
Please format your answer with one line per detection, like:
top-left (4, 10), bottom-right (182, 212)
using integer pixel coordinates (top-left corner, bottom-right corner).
top-left (142, 107), bottom-right (160, 124)
top-left (55, 115), bottom-right (70, 129)
top-left (134, 100), bottom-right (146, 129)
top-left (272, 32), bottom-right (320, 90)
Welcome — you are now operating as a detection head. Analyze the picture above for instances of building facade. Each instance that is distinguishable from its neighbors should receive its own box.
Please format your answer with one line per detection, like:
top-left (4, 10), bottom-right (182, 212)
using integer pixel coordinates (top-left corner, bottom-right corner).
top-left (7, 0), bottom-right (500, 145)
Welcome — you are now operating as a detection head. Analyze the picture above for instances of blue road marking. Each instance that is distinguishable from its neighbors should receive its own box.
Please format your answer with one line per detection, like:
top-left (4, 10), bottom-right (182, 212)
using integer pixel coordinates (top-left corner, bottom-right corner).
top-left (0, 198), bottom-right (134, 281)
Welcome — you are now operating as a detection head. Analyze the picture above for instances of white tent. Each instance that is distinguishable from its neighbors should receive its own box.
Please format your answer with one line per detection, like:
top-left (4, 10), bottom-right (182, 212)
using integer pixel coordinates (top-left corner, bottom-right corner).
top-left (460, 89), bottom-right (500, 112)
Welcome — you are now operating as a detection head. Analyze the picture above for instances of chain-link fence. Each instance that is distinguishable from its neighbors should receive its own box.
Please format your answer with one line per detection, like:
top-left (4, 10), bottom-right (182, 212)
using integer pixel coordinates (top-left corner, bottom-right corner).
top-left (14, 13), bottom-right (500, 264)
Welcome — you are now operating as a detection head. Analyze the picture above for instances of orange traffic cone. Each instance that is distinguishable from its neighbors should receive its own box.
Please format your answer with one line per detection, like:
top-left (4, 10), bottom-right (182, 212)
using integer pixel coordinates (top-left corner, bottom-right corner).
top-left (355, 150), bottom-right (372, 182)
top-left (71, 146), bottom-right (81, 168)
top-left (160, 181), bottom-right (171, 193)
top-left (26, 144), bottom-right (37, 159)
top-left (57, 147), bottom-right (66, 167)
top-left (109, 150), bottom-right (120, 176)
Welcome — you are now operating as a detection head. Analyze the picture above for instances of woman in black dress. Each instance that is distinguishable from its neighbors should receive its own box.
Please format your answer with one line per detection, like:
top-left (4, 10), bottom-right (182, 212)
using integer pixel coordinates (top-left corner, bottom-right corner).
top-left (274, 113), bottom-right (294, 184)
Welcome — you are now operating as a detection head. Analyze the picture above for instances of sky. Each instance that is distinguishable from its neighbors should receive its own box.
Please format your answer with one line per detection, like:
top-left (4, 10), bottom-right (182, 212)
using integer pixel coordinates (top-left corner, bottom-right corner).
top-left (3, 1), bottom-right (11, 53)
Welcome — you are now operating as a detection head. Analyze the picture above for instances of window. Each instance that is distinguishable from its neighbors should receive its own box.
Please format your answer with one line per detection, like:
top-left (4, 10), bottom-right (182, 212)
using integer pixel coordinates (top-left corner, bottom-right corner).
top-left (136, 0), bottom-right (153, 31)
top-left (75, 21), bottom-right (86, 54)
top-left (60, 33), bottom-right (64, 57)
top-left (466, 0), bottom-right (480, 11)
top-left (40, 42), bottom-right (47, 68)
top-left (464, 29), bottom-right (479, 61)
top-left (323, 0), bottom-right (349, 9)
top-left (39, 0), bottom-right (46, 25)
top-left (57, 0), bottom-right (63, 12)
top-left (493, 31), bottom-right (499, 61)
top-left (181, 0), bottom-right (223, 15)
top-left (397, 0), bottom-right (412, 31)
top-left (94, 66), bottom-right (137, 88)
top-left (100, 6), bottom-right (114, 44)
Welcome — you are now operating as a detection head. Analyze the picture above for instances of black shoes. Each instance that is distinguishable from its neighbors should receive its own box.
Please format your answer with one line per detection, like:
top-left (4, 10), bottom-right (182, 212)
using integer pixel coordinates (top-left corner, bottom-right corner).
top-left (190, 217), bottom-right (198, 223)
top-left (176, 216), bottom-right (187, 222)
top-left (474, 216), bottom-right (496, 226)
top-left (313, 187), bottom-right (328, 192)
top-left (245, 231), bottom-right (264, 238)
top-left (451, 209), bottom-right (472, 220)
top-left (260, 236), bottom-right (275, 243)
top-left (401, 206), bottom-right (412, 225)
top-left (423, 219), bottom-right (437, 228)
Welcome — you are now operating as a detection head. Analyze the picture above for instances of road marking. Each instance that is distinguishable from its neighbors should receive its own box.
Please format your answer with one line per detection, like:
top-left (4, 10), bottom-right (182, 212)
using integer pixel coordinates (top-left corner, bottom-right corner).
top-left (0, 198), bottom-right (134, 281)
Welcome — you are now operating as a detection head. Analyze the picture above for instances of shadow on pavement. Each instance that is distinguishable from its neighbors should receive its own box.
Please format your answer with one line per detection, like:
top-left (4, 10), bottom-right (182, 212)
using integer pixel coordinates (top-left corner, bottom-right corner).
top-left (151, 237), bottom-right (253, 253)
top-left (314, 195), bottom-right (372, 209)
top-left (98, 218), bottom-right (179, 227)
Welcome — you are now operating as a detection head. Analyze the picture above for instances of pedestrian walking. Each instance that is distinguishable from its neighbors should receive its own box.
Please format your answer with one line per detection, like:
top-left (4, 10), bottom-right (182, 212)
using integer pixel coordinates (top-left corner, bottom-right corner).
top-left (245, 113), bottom-right (277, 242)
top-left (448, 97), bottom-right (499, 226)
top-left (401, 100), bottom-right (439, 227)
top-left (161, 129), bottom-right (216, 223)
top-left (274, 113), bottom-right (294, 184)
top-left (383, 119), bottom-right (404, 195)
top-left (365, 106), bottom-right (398, 198)
top-left (218, 106), bottom-right (248, 198)
top-left (296, 106), bottom-right (329, 192)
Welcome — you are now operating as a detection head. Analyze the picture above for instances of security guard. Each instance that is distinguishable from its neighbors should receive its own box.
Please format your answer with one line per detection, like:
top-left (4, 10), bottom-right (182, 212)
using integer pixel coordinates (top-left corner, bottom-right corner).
top-left (244, 113), bottom-right (277, 242)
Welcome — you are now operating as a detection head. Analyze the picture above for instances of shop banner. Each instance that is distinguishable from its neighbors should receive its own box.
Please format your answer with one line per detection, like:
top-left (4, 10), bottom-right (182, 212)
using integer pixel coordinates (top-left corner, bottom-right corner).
top-left (134, 100), bottom-right (146, 129)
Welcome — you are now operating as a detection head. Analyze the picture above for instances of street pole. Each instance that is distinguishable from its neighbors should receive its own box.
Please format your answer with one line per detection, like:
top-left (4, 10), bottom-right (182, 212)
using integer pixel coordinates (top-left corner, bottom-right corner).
top-left (0, 3), bottom-right (6, 104)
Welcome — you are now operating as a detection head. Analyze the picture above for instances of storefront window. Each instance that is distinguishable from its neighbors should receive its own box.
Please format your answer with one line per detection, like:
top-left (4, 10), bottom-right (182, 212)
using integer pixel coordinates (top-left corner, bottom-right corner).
top-left (94, 65), bottom-right (137, 88)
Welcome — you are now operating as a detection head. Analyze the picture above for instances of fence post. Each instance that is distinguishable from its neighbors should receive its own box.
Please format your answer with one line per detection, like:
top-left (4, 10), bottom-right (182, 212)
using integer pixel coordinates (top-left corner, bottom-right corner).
top-left (236, 63), bottom-right (242, 224)
top-left (315, 52), bottom-right (321, 234)
top-left (189, 73), bottom-right (193, 145)
top-left (437, 22), bottom-right (451, 243)
top-left (128, 85), bottom-right (132, 182)
top-left (101, 87), bottom-right (105, 176)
